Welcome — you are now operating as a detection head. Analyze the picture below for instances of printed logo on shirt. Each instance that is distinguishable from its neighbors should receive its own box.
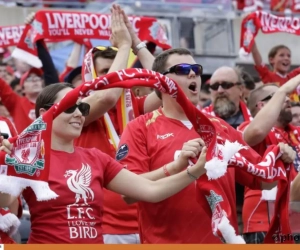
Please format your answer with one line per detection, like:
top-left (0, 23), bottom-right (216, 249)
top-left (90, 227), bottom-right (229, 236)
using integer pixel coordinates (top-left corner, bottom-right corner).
top-left (64, 163), bottom-right (97, 240)
top-left (28, 109), bottom-right (36, 121)
top-left (116, 144), bottom-right (129, 161)
top-left (205, 190), bottom-right (226, 234)
top-left (157, 133), bottom-right (174, 140)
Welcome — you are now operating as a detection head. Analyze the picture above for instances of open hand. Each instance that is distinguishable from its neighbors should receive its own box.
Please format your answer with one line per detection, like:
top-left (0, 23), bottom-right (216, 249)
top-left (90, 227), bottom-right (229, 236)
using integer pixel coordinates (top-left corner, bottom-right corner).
top-left (109, 4), bottom-right (132, 49)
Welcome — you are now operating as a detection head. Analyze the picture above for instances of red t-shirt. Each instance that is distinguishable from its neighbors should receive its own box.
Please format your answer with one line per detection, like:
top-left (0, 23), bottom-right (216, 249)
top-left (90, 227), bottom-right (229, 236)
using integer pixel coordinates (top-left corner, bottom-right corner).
top-left (255, 64), bottom-right (300, 101)
top-left (0, 78), bottom-right (35, 133)
top-left (238, 121), bottom-right (300, 233)
top-left (74, 94), bottom-right (146, 235)
top-left (22, 147), bottom-right (123, 243)
top-left (117, 109), bottom-right (260, 243)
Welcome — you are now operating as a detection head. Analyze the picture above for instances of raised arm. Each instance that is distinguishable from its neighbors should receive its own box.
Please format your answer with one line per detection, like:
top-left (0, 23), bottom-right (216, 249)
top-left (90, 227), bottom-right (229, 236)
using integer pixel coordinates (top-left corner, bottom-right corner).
top-left (243, 74), bottom-right (300, 146)
top-left (82, 5), bottom-right (132, 126)
top-left (251, 41), bottom-right (263, 66)
top-left (25, 12), bottom-right (59, 85)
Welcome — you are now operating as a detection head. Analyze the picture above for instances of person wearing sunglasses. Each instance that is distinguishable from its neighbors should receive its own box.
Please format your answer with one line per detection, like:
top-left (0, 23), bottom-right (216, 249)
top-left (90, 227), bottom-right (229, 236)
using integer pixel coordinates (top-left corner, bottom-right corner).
top-left (237, 75), bottom-right (300, 244)
top-left (115, 47), bottom-right (279, 244)
top-left (0, 82), bottom-right (210, 244)
top-left (202, 66), bottom-right (252, 130)
top-left (71, 5), bottom-right (161, 245)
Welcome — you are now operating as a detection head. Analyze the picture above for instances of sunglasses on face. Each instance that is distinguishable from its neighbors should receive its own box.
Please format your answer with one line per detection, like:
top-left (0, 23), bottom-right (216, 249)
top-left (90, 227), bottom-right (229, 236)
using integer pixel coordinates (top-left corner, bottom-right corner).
top-left (162, 64), bottom-right (203, 76)
top-left (209, 81), bottom-right (241, 91)
top-left (43, 102), bottom-right (90, 116)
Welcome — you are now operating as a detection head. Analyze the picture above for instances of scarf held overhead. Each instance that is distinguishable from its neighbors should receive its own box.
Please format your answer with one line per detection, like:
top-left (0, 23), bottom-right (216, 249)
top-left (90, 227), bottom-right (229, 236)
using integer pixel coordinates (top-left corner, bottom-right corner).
top-left (240, 11), bottom-right (300, 56)
top-left (0, 68), bottom-right (291, 243)
top-left (0, 25), bottom-right (25, 48)
top-left (12, 10), bottom-right (171, 68)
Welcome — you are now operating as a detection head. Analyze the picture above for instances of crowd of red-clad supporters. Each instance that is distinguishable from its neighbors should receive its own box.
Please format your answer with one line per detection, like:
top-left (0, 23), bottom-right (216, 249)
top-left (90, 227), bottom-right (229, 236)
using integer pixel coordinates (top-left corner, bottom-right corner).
top-left (0, 1), bottom-right (300, 245)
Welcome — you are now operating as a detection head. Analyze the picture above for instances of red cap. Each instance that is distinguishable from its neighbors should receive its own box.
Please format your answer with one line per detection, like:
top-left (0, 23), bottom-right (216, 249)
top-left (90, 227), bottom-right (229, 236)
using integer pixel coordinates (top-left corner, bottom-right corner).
top-left (20, 68), bottom-right (43, 86)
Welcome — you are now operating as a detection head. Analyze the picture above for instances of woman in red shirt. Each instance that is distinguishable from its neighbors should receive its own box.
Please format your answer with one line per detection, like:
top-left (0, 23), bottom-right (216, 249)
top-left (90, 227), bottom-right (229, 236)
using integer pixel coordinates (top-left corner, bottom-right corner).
top-left (0, 83), bottom-right (207, 244)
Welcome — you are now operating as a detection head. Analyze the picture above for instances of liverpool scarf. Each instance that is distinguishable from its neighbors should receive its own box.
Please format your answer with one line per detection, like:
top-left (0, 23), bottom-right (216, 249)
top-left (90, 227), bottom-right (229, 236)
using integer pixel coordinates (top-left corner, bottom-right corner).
top-left (82, 46), bottom-right (138, 150)
top-left (0, 69), bottom-right (292, 243)
top-left (0, 208), bottom-right (20, 243)
top-left (202, 100), bottom-right (253, 122)
top-left (0, 25), bottom-right (25, 48)
top-left (12, 10), bottom-right (171, 68)
top-left (240, 11), bottom-right (300, 57)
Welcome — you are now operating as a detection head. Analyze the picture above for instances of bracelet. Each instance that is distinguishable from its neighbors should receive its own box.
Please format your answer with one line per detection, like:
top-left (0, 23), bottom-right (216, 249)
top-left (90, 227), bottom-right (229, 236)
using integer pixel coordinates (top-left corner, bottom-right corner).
top-left (133, 41), bottom-right (147, 55)
top-left (163, 164), bottom-right (171, 177)
top-left (187, 166), bottom-right (198, 181)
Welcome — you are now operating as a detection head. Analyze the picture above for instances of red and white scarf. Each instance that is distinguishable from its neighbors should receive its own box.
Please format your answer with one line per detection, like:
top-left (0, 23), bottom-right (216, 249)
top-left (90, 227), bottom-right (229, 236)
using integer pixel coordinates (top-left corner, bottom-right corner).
top-left (0, 25), bottom-right (25, 48)
top-left (12, 10), bottom-right (171, 68)
top-left (202, 101), bottom-right (253, 122)
top-left (0, 69), bottom-right (293, 243)
top-left (82, 46), bottom-right (138, 150)
top-left (240, 11), bottom-right (300, 57)
top-left (0, 208), bottom-right (20, 244)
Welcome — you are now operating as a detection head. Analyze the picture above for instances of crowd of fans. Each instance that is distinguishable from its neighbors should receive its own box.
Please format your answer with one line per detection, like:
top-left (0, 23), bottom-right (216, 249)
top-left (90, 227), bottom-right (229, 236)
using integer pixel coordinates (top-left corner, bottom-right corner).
top-left (0, 1), bottom-right (299, 246)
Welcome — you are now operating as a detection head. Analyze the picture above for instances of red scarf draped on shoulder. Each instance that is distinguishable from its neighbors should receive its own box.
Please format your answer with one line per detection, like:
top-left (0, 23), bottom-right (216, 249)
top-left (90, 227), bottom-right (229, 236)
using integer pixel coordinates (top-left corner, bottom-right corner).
top-left (0, 69), bottom-right (293, 243)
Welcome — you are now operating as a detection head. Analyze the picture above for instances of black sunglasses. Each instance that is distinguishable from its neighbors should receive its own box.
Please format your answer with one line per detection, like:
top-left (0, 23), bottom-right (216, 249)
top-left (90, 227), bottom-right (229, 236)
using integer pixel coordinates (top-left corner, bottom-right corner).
top-left (162, 64), bottom-right (203, 76)
top-left (209, 81), bottom-right (241, 91)
top-left (255, 93), bottom-right (275, 107)
top-left (44, 102), bottom-right (90, 116)
top-left (260, 93), bottom-right (274, 102)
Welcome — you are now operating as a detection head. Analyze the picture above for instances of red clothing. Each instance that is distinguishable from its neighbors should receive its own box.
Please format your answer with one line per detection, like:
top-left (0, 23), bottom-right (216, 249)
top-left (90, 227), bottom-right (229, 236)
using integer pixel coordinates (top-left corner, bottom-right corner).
top-left (22, 147), bottom-right (123, 243)
top-left (117, 109), bottom-right (259, 243)
top-left (255, 64), bottom-right (300, 101)
top-left (238, 121), bottom-right (300, 233)
top-left (0, 78), bottom-right (35, 133)
top-left (74, 94), bottom-right (146, 235)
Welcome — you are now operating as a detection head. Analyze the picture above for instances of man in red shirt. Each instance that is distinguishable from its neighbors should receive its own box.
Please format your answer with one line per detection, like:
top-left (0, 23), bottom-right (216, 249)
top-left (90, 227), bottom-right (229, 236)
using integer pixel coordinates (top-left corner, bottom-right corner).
top-left (237, 74), bottom-right (300, 243)
top-left (74, 5), bottom-right (161, 244)
top-left (117, 48), bottom-right (282, 243)
top-left (0, 68), bottom-right (43, 133)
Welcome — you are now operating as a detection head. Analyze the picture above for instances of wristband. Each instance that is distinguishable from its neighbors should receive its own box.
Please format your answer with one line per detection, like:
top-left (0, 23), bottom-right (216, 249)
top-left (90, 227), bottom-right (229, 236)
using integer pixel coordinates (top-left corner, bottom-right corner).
top-left (163, 164), bottom-right (171, 177)
top-left (187, 166), bottom-right (198, 181)
top-left (133, 41), bottom-right (147, 55)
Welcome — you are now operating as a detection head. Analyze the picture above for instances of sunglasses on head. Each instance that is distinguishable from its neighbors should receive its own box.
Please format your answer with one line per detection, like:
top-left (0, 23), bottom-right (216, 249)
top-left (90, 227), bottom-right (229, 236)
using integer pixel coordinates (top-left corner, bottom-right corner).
top-left (260, 93), bottom-right (274, 102)
top-left (209, 81), bottom-right (241, 91)
top-left (43, 102), bottom-right (90, 117)
top-left (162, 64), bottom-right (203, 76)
top-left (255, 93), bottom-right (275, 107)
